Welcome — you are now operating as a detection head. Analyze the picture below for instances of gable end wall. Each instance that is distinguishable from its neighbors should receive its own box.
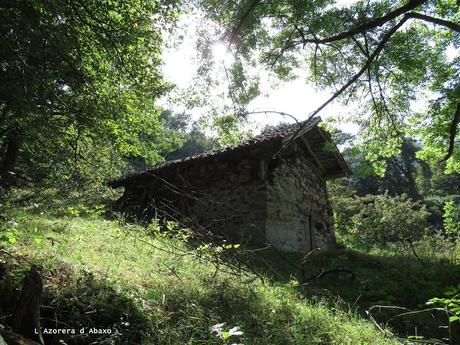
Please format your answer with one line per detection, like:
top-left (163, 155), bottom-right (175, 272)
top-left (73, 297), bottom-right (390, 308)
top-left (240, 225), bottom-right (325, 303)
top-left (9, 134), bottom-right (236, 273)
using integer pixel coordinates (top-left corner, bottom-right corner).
top-left (265, 151), bottom-right (336, 251)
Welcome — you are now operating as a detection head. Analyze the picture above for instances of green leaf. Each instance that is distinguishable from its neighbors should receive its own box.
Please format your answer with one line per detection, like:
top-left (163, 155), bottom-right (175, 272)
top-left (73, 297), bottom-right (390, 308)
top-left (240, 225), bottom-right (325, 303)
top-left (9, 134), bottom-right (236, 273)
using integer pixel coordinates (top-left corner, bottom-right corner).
top-left (33, 237), bottom-right (43, 245)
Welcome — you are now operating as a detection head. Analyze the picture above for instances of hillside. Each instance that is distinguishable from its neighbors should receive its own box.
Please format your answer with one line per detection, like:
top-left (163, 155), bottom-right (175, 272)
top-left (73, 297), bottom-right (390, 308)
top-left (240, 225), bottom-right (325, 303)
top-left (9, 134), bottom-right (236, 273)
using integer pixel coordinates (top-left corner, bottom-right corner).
top-left (1, 1), bottom-right (459, 344)
top-left (0, 188), bottom-right (404, 345)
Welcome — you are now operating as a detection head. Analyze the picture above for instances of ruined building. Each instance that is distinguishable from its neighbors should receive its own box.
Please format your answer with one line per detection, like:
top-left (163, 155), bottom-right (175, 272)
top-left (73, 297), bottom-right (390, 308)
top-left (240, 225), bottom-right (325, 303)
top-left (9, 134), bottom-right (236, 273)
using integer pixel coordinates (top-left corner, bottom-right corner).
top-left (109, 117), bottom-right (351, 251)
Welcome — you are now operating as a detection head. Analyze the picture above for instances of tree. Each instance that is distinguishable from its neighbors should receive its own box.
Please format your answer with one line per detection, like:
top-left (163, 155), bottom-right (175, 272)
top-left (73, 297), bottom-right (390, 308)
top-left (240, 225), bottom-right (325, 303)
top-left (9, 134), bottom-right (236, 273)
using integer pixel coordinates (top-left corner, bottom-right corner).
top-left (0, 0), bottom-right (180, 186)
top-left (160, 110), bottom-right (218, 160)
top-left (195, 0), bottom-right (459, 172)
top-left (343, 137), bottom-right (425, 199)
top-left (331, 191), bottom-right (429, 250)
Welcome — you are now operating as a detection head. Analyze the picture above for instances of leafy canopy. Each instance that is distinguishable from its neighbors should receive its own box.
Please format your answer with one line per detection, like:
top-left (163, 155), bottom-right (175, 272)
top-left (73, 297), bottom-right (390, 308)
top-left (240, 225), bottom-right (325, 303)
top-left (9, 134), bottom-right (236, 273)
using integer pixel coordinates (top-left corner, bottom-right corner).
top-left (194, 0), bottom-right (459, 172)
top-left (0, 0), bottom-right (181, 185)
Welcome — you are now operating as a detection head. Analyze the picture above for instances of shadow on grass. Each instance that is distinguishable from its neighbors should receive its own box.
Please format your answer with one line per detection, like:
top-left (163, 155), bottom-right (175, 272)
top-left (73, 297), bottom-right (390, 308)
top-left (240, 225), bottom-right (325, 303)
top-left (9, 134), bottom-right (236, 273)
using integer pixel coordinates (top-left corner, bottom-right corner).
top-left (244, 246), bottom-right (460, 342)
top-left (3, 188), bottom-right (458, 343)
top-left (249, 248), bottom-right (459, 307)
top-left (0, 260), bottom-right (151, 345)
top-left (0, 253), bottom-right (387, 345)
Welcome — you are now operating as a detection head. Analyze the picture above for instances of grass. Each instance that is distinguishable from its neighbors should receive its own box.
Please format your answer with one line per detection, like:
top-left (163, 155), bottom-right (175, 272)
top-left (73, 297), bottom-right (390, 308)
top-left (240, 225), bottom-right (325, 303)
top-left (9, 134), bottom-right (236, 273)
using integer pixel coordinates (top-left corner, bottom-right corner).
top-left (0, 187), bottom-right (457, 344)
top-left (252, 247), bottom-right (460, 342)
top-left (255, 248), bottom-right (460, 309)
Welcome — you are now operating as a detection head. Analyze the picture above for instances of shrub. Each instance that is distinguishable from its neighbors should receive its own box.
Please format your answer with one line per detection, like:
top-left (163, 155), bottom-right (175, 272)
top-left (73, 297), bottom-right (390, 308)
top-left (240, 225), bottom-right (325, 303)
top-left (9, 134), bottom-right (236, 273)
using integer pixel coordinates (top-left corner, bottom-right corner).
top-left (443, 200), bottom-right (460, 239)
top-left (332, 193), bottom-right (429, 250)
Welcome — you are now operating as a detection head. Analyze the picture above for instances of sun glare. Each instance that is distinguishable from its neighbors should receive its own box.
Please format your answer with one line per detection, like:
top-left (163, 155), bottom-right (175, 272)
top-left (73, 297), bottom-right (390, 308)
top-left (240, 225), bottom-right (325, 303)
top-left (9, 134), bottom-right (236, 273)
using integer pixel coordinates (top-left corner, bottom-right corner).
top-left (211, 41), bottom-right (228, 61)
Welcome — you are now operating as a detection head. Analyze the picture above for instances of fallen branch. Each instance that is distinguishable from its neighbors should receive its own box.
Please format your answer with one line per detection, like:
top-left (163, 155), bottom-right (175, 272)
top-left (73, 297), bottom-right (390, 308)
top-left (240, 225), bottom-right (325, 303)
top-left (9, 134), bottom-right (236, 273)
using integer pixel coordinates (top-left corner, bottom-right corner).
top-left (367, 304), bottom-right (455, 344)
top-left (0, 249), bottom-right (35, 267)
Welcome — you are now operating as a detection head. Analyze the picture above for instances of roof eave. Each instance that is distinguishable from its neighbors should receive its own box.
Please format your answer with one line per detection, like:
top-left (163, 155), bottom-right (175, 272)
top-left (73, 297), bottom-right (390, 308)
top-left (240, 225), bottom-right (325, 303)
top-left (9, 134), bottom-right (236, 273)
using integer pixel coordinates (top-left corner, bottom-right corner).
top-left (315, 127), bottom-right (352, 179)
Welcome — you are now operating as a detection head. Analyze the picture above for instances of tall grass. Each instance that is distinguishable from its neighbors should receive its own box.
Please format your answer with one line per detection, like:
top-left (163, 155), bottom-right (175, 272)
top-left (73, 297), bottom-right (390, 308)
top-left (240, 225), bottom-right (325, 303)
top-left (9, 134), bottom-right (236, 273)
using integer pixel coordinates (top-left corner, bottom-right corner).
top-left (0, 188), bottom-right (398, 344)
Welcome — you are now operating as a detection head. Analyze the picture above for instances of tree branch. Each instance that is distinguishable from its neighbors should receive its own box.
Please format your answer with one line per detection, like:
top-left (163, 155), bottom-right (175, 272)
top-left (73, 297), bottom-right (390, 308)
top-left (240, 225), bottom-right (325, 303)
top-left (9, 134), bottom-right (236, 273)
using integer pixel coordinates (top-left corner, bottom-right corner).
top-left (441, 102), bottom-right (460, 162)
top-left (300, 0), bottom-right (426, 45)
top-left (268, 0), bottom-right (428, 67)
top-left (307, 16), bottom-right (409, 122)
top-left (239, 110), bottom-right (300, 123)
top-left (275, 15), bottom-right (410, 156)
top-left (408, 12), bottom-right (460, 32)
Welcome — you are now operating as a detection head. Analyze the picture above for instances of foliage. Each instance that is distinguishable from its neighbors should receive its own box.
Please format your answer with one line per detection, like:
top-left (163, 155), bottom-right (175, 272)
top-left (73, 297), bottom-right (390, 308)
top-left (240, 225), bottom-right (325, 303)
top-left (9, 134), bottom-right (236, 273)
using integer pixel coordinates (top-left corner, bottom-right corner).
top-left (160, 110), bottom-right (219, 160)
top-left (193, 0), bottom-right (460, 172)
top-left (0, 0), bottom-right (182, 187)
top-left (338, 136), bottom-right (426, 198)
top-left (423, 163), bottom-right (460, 197)
top-left (331, 192), bottom-right (429, 250)
top-left (213, 115), bottom-right (252, 147)
top-left (443, 200), bottom-right (460, 238)
top-left (328, 131), bottom-right (460, 232)
top-left (427, 284), bottom-right (460, 323)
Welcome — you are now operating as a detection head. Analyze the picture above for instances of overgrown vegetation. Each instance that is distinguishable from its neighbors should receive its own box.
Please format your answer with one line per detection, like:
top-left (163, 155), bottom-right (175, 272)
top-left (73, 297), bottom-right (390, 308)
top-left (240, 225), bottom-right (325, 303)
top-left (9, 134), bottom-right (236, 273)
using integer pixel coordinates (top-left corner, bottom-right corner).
top-left (332, 192), bottom-right (430, 251)
top-left (0, 188), bottom-right (403, 345)
top-left (0, 0), bottom-right (184, 188)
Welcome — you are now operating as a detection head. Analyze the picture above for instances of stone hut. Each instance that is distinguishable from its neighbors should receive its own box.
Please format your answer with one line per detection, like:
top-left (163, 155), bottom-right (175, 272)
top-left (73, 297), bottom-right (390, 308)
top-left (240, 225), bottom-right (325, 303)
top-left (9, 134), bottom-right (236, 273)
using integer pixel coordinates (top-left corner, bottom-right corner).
top-left (109, 117), bottom-right (351, 251)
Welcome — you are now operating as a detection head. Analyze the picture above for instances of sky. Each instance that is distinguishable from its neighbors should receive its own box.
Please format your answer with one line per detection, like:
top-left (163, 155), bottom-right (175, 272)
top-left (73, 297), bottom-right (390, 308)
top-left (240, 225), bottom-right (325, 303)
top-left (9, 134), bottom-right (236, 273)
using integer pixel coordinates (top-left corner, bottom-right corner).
top-left (159, 0), bottom-right (458, 135)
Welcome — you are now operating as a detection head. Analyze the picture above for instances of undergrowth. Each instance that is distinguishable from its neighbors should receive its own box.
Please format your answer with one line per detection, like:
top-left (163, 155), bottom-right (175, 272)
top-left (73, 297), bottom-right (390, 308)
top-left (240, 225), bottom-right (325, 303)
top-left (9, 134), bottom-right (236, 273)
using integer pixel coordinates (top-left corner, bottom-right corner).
top-left (0, 187), bottom-right (455, 344)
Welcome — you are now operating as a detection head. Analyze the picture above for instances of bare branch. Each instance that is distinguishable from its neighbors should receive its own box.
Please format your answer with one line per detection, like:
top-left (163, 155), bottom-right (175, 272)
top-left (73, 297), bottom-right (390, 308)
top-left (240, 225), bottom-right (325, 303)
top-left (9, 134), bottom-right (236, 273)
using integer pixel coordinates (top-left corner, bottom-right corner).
top-left (239, 110), bottom-right (300, 123)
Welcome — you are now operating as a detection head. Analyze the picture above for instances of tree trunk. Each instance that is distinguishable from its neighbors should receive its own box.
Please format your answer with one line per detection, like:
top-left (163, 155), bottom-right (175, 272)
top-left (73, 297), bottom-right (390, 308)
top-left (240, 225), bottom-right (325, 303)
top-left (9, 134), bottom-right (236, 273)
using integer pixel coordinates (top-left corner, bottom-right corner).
top-left (12, 267), bottom-right (43, 345)
top-left (0, 126), bottom-right (22, 187)
top-left (400, 140), bottom-right (421, 200)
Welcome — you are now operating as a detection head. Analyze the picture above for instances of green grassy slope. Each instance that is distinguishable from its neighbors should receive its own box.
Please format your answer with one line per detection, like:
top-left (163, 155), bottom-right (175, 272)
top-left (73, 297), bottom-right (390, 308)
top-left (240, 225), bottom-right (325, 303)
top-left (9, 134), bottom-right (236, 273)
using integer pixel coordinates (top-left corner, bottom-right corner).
top-left (0, 188), bottom-right (419, 344)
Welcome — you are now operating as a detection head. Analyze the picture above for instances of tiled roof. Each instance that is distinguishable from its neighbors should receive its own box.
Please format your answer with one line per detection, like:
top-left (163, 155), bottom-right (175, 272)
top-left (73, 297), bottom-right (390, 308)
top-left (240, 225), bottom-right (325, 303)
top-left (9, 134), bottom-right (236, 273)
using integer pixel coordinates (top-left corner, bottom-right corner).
top-left (110, 116), bottom-right (330, 187)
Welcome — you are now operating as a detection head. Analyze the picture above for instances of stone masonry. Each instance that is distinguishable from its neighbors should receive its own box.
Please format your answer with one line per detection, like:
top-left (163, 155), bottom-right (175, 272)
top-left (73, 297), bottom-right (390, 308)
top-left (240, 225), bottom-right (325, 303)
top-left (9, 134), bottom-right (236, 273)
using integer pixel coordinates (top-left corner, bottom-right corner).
top-left (109, 117), bottom-right (350, 252)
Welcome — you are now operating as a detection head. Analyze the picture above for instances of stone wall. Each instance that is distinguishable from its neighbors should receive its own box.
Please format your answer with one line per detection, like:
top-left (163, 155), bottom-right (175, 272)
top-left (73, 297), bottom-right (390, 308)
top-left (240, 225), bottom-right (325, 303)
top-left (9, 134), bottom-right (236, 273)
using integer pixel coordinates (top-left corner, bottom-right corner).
top-left (115, 143), bottom-right (336, 251)
top-left (265, 147), bottom-right (336, 251)
top-left (116, 150), bottom-right (270, 244)
top-left (186, 157), bottom-right (268, 243)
